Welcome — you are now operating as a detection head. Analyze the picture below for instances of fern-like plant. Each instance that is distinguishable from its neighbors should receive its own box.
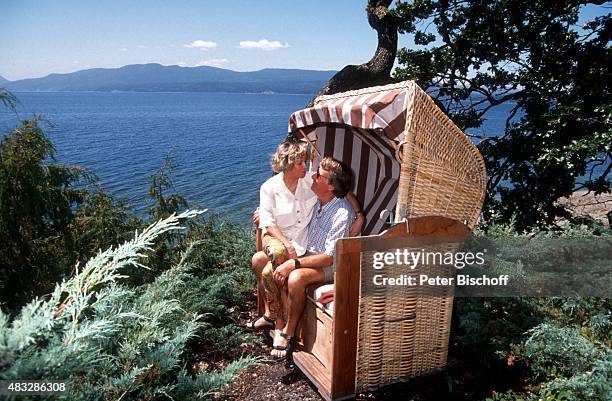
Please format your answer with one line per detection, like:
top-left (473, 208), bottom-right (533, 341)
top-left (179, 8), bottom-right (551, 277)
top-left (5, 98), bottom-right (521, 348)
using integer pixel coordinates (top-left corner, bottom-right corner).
top-left (0, 210), bottom-right (254, 401)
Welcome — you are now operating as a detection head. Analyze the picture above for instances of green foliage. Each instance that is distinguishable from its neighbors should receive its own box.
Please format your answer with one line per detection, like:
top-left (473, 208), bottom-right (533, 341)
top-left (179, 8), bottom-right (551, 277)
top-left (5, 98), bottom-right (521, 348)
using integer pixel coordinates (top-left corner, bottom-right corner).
top-left (0, 119), bottom-right (197, 303)
top-left (71, 188), bottom-right (143, 265)
top-left (0, 119), bottom-right (93, 309)
top-left (524, 323), bottom-right (601, 380)
top-left (538, 353), bottom-right (612, 401)
top-left (454, 298), bottom-right (545, 368)
top-left (123, 154), bottom-right (191, 286)
top-left (0, 88), bottom-right (18, 113)
top-left (453, 296), bottom-right (611, 400)
top-left (0, 211), bottom-right (255, 401)
top-left (0, 119), bottom-right (146, 310)
top-left (452, 225), bottom-right (610, 399)
top-left (148, 154), bottom-right (188, 221)
top-left (174, 217), bottom-right (257, 352)
top-left (393, 0), bottom-right (611, 230)
top-left (485, 390), bottom-right (537, 401)
top-left (184, 215), bottom-right (256, 274)
top-left (481, 215), bottom-right (612, 238)
top-left (0, 113), bottom-right (260, 398)
top-left (588, 311), bottom-right (612, 342)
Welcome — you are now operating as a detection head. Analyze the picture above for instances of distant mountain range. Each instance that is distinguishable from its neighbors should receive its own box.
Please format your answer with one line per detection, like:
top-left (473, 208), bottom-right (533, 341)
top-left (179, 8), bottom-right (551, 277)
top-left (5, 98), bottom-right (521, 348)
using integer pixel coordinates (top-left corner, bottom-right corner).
top-left (3, 64), bottom-right (336, 94)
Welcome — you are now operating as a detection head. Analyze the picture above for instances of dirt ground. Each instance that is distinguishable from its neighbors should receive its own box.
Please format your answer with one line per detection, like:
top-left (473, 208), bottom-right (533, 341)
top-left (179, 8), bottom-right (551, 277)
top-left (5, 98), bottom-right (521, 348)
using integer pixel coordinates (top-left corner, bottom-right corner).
top-left (217, 356), bottom-right (322, 401)
top-left (215, 332), bottom-right (452, 401)
top-left (212, 324), bottom-right (322, 401)
top-left (214, 316), bottom-right (458, 401)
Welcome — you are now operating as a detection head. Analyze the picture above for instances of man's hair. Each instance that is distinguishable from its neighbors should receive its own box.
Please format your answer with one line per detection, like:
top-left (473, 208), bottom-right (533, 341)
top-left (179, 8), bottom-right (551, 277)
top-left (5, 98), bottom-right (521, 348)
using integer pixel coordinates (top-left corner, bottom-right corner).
top-left (271, 140), bottom-right (310, 173)
top-left (320, 157), bottom-right (353, 198)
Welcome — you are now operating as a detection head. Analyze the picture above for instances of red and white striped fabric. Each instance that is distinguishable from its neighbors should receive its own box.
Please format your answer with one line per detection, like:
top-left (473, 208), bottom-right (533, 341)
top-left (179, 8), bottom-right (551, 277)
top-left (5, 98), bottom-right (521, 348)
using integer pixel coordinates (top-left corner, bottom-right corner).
top-left (289, 88), bottom-right (412, 142)
top-left (288, 88), bottom-right (411, 235)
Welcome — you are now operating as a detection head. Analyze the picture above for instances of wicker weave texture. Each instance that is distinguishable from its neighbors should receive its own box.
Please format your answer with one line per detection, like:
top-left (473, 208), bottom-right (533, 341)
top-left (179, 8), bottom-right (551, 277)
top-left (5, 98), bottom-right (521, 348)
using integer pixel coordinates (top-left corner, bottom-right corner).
top-left (397, 83), bottom-right (486, 228)
top-left (356, 240), bottom-right (458, 392)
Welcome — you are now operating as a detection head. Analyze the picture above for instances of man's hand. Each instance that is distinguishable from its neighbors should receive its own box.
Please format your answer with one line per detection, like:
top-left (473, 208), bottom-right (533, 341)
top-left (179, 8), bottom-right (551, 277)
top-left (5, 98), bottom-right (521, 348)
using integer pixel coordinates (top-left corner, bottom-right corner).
top-left (349, 213), bottom-right (365, 237)
top-left (273, 259), bottom-right (296, 284)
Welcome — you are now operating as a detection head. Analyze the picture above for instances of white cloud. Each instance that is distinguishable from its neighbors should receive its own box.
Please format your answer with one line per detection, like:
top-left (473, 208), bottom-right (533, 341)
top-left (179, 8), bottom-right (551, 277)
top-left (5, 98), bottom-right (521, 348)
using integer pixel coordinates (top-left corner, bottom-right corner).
top-left (177, 62), bottom-right (188, 67)
top-left (183, 40), bottom-right (217, 50)
top-left (119, 47), bottom-right (128, 52)
top-left (195, 58), bottom-right (229, 68)
top-left (239, 39), bottom-right (289, 51)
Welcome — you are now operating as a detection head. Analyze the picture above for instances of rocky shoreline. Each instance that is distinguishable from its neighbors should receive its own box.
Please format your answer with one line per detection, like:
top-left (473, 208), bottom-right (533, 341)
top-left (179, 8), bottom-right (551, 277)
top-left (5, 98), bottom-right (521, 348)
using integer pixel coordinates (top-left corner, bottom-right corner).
top-left (557, 191), bottom-right (612, 226)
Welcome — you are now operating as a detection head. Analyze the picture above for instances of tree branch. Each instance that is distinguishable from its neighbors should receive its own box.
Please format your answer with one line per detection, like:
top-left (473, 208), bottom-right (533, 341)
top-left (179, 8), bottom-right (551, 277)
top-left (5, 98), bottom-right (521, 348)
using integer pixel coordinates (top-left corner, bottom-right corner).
top-left (313, 0), bottom-right (398, 102)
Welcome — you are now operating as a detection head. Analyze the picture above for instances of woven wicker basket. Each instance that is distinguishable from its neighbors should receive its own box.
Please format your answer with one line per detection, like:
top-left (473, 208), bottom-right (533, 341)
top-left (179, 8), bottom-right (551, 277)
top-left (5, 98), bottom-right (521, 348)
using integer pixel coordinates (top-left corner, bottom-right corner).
top-left (356, 237), bottom-right (460, 391)
top-left (288, 81), bottom-right (486, 400)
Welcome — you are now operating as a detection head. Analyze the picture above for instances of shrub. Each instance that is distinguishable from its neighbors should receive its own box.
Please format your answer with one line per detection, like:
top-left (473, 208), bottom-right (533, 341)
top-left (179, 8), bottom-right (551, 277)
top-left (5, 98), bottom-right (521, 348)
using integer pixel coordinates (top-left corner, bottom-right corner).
top-left (524, 323), bottom-right (601, 381)
top-left (0, 119), bottom-right (144, 310)
top-left (539, 353), bottom-right (612, 401)
top-left (0, 211), bottom-right (254, 401)
top-left (0, 119), bottom-right (94, 309)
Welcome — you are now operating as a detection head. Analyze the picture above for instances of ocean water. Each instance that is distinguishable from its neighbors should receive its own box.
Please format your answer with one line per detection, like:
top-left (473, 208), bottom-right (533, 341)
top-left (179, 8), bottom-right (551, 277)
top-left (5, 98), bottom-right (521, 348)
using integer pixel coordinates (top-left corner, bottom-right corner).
top-left (0, 92), bottom-right (316, 223)
top-left (0, 91), bottom-right (511, 224)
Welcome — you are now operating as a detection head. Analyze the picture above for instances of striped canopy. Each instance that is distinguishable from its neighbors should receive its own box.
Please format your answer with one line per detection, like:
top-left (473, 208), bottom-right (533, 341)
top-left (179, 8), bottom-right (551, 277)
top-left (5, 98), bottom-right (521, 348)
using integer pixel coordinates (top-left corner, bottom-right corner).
top-left (289, 84), bottom-right (413, 142)
top-left (288, 82), bottom-right (417, 235)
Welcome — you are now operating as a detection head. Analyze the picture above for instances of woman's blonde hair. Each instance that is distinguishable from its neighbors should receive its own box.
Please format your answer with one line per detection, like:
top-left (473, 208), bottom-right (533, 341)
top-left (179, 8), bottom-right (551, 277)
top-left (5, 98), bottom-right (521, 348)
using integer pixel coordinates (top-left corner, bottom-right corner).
top-left (271, 141), bottom-right (310, 173)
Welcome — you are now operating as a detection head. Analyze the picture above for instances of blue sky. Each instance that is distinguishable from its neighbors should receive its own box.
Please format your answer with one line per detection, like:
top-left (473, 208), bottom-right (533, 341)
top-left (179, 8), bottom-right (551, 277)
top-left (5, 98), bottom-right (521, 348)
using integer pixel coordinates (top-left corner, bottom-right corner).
top-left (1, 0), bottom-right (385, 80)
top-left (1, 1), bottom-right (609, 81)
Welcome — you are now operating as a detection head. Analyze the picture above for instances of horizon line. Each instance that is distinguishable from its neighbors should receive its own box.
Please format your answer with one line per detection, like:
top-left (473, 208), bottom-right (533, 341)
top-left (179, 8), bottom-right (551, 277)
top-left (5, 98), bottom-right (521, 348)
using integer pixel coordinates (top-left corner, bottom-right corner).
top-left (1, 63), bottom-right (340, 82)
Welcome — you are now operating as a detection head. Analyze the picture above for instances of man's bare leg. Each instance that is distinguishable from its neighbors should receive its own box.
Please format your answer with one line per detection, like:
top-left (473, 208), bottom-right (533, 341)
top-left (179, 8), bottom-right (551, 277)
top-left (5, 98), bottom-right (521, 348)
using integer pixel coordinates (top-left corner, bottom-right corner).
top-left (271, 268), bottom-right (325, 358)
top-left (280, 285), bottom-right (288, 322)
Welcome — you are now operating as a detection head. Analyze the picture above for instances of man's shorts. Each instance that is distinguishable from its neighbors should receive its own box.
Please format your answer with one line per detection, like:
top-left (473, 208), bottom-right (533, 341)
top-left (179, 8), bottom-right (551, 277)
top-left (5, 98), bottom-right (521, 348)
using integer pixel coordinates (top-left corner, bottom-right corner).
top-left (323, 265), bottom-right (334, 282)
top-left (302, 251), bottom-right (334, 282)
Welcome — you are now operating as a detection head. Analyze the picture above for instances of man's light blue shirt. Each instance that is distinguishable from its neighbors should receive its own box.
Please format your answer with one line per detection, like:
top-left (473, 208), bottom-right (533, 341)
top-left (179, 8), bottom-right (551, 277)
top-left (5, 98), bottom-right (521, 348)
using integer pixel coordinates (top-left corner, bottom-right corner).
top-left (306, 196), bottom-right (354, 257)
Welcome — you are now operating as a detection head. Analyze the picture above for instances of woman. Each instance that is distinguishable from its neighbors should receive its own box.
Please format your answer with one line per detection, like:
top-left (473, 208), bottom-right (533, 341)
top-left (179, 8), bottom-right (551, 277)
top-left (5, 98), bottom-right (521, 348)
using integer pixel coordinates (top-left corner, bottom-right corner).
top-left (248, 140), bottom-right (363, 337)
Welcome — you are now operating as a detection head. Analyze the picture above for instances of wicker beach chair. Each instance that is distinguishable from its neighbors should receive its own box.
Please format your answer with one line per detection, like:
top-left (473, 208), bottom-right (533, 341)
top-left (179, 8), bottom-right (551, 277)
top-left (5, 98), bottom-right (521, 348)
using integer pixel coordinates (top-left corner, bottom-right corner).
top-left (263, 81), bottom-right (487, 400)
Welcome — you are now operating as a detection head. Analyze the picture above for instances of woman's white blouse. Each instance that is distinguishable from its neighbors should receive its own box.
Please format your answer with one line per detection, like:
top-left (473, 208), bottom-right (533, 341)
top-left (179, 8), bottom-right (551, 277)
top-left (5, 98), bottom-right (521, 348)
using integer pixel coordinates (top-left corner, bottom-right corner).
top-left (258, 172), bottom-right (317, 256)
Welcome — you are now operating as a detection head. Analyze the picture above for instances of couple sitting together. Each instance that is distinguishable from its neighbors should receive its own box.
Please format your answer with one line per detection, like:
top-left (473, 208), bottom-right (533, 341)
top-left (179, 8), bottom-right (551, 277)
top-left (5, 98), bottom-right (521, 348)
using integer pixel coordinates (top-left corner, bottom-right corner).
top-left (249, 140), bottom-right (364, 359)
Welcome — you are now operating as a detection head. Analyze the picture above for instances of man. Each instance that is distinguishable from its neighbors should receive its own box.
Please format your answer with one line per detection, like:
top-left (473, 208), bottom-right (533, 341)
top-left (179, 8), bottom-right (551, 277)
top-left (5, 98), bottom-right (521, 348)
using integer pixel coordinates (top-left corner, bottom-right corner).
top-left (270, 156), bottom-right (355, 358)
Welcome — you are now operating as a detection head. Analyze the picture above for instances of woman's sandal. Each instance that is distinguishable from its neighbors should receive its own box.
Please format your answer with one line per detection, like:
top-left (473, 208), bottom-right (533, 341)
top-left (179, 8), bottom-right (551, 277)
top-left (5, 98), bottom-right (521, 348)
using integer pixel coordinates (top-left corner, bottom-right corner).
top-left (271, 331), bottom-right (294, 360)
top-left (245, 315), bottom-right (275, 331)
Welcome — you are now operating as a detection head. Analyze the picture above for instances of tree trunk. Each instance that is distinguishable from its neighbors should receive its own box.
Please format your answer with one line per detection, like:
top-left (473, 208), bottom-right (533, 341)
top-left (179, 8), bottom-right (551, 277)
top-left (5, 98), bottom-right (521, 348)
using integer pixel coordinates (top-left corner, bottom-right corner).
top-left (311, 0), bottom-right (398, 104)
